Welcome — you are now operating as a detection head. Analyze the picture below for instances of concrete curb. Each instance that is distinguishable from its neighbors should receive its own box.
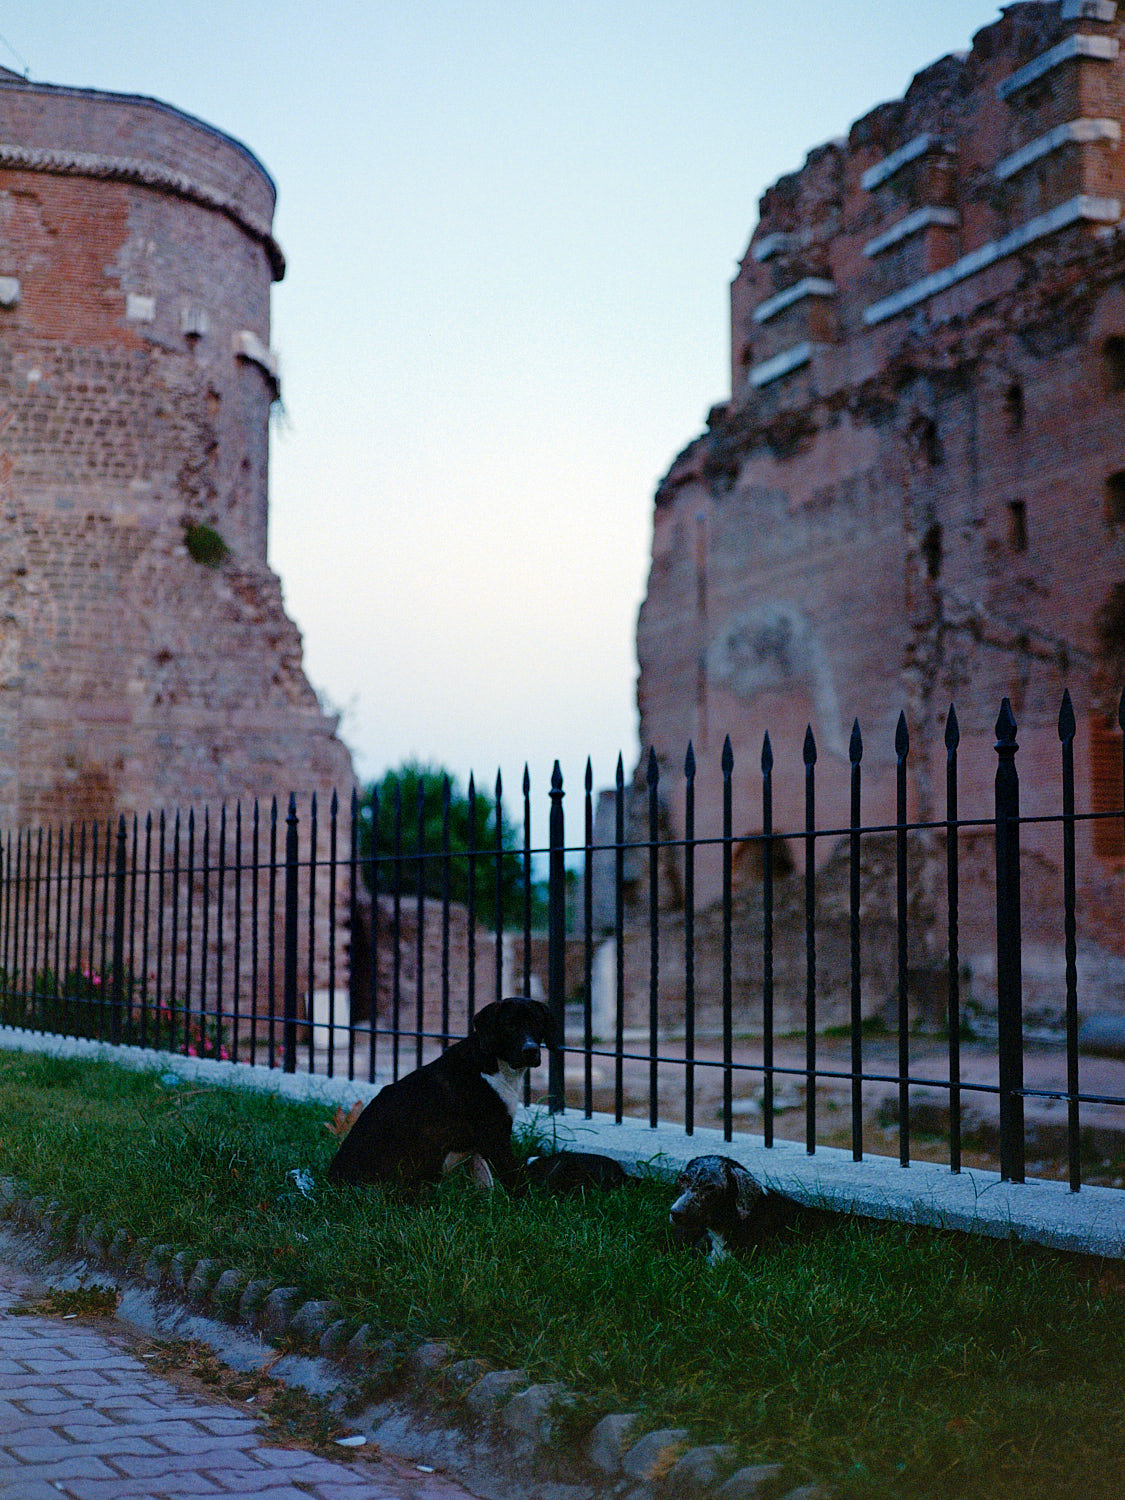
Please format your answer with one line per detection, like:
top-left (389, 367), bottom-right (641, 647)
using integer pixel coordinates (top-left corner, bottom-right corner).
top-left (0, 1177), bottom-right (828, 1500)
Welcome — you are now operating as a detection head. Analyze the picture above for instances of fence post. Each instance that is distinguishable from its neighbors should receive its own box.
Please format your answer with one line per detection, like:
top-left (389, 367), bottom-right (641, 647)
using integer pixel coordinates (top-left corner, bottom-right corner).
top-left (994, 698), bottom-right (1025, 1182)
top-left (111, 814), bottom-right (127, 1045)
top-left (283, 793), bottom-right (299, 1074)
top-left (547, 761), bottom-right (566, 1113)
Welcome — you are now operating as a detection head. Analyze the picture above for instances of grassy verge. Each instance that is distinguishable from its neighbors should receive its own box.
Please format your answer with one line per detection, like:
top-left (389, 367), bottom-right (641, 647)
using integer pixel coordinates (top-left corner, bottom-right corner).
top-left (1, 1049), bottom-right (1124, 1500)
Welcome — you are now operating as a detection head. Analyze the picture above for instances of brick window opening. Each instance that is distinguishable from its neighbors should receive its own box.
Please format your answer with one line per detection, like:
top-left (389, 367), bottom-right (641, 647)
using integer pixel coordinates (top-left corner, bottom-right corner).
top-left (1106, 471), bottom-right (1125, 525)
top-left (1004, 382), bottom-right (1024, 432)
top-left (1090, 713), bottom-right (1125, 861)
top-left (1103, 336), bottom-right (1125, 393)
top-left (1008, 499), bottom-right (1028, 553)
top-left (921, 522), bottom-right (943, 580)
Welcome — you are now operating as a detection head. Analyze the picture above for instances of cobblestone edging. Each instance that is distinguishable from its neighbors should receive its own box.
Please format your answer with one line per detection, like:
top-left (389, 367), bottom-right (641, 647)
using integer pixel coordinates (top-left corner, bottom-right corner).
top-left (0, 1177), bottom-right (831, 1500)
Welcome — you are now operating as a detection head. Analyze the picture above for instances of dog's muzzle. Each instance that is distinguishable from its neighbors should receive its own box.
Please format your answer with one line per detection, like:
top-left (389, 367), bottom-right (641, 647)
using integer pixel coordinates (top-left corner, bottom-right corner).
top-left (668, 1190), bottom-right (699, 1228)
top-left (518, 1041), bottom-right (542, 1068)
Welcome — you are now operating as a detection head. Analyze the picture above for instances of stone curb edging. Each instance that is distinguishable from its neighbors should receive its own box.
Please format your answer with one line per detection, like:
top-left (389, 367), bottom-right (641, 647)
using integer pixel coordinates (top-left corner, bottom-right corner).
top-left (0, 1176), bottom-right (830, 1500)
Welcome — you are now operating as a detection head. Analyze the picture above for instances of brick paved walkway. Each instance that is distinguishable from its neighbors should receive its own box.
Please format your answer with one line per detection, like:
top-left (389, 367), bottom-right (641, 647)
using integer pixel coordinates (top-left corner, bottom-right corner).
top-left (0, 1261), bottom-right (479, 1500)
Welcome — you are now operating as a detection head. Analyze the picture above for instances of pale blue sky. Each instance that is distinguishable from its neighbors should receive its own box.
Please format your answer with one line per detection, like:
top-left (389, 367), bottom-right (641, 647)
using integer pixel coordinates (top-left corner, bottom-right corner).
top-left (4, 0), bottom-right (1004, 808)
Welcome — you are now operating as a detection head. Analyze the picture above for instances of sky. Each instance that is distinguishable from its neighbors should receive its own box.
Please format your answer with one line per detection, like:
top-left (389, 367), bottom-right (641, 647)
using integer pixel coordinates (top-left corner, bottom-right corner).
top-left (2, 0), bottom-right (1007, 814)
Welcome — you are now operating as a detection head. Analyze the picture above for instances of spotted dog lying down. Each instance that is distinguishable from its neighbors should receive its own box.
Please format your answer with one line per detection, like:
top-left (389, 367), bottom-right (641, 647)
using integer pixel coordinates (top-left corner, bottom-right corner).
top-left (668, 1154), bottom-right (831, 1260)
top-left (327, 997), bottom-right (559, 1190)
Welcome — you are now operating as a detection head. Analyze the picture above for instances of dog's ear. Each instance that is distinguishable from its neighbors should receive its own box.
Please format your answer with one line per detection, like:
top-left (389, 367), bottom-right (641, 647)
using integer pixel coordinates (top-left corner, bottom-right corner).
top-left (726, 1160), bottom-right (764, 1222)
top-left (472, 1003), bottom-right (501, 1058)
top-left (530, 1000), bottom-right (562, 1051)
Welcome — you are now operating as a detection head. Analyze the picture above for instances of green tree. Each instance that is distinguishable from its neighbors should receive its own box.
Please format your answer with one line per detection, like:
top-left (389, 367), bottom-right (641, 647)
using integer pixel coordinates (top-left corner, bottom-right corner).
top-left (357, 762), bottom-right (528, 928)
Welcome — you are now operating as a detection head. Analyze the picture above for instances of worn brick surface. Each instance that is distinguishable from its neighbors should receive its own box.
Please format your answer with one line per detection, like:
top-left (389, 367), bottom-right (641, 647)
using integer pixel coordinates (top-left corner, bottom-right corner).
top-left (0, 1257), bottom-right (476, 1499)
top-left (634, 1), bottom-right (1125, 1025)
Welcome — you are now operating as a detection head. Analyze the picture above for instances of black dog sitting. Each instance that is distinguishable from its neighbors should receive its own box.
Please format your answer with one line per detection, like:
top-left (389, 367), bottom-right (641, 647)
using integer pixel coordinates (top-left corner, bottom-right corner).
top-left (668, 1154), bottom-right (829, 1260)
top-left (327, 996), bottom-right (559, 1190)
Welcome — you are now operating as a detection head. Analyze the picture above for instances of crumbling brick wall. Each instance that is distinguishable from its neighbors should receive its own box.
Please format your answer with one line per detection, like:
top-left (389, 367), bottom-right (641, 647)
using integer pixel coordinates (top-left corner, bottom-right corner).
top-left (635, 0), bottom-right (1125, 1022)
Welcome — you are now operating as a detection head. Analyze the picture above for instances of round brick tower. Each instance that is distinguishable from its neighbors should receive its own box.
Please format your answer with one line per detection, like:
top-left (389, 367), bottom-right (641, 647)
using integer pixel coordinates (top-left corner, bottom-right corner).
top-left (0, 66), bottom-right (354, 827)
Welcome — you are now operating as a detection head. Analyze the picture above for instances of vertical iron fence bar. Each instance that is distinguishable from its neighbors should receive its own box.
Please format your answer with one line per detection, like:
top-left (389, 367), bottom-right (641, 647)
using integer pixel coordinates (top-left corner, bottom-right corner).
top-left (31, 829), bottom-right (42, 1025)
top-left (89, 823), bottom-right (101, 1025)
top-left (111, 815), bottom-right (127, 1045)
top-left (466, 775), bottom-right (477, 1029)
top-left (283, 793), bottom-right (299, 1073)
top-left (392, 780), bottom-right (403, 1079)
top-left (367, 788), bottom-right (379, 1083)
top-left (684, 743), bottom-right (696, 1136)
top-left (614, 754), bottom-right (625, 1124)
top-left (15, 831), bottom-right (25, 1020)
top-left (647, 748), bottom-right (660, 1128)
top-left (722, 736), bottom-right (734, 1142)
top-left (233, 803), bottom-right (242, 1063)
top-left (268, 798), bottom-right (279, 1066)
top-left (51, 827), bottom-right (63, 1034)
top-left (803, 726), bottom-right (817, 1154)
top-left (127, 817), bottom-right (138, 1044)
top-left (1059, 690), bottom-right (1080, 1191)
top-left (250, 801), bottom-right (261, 1066)
top-left (0, 833), bottom-right (8, 1017)
top-left (1, 833), bottom-right (10, 1017)
top-left (154, 814), bottom-right (166, 1047)
top-left (548, 761), bottom-right (566, 1113)
top-left (994, 698), bottom-right (1025, 1183)
top-left (895, 711), bottom-right (911, 1168)
top-left (524, 767), bottom-right (533, 1001)
top-left (75, 826), bottom-right (87, 1037)
top-left (946, 706), bottom-right (962, 1173)
top-left (168, 814), bottom-right (181, 1053)
top-left (183, 812), bottom-right (195, 1057)
top-left (440, 778), bottom-right (451, 1048)
top-left (849, 720), bottom-right (863, 1162)
top-left (307, 793), bottom-right (318, 1073)
top-left (348, 789), bottom-right (359, 1080)
top-left (216, 806), bottom-right (227, 1059)
top-left (140, 815), bottom-right (152, 1049)
top-left (762, 734), bottom-right (775, 1148)
top-left (99, 822), bottom-right (111, 1026)
top-left (494, 770), bottom-right (504, 1011)
top-left (583, 760), bottom-right (594, 1118)
top-left (200, 811), bottom-right (211, 1057)
top-left (416, 778), bottom-right (426, 1070)
top-left (327, 790), bottom-right (338, 1079)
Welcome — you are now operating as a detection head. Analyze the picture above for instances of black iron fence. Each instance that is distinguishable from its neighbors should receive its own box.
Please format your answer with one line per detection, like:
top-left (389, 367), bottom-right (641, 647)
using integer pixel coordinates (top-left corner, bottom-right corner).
top-left (1, 691), bottom-right (1124, 1193)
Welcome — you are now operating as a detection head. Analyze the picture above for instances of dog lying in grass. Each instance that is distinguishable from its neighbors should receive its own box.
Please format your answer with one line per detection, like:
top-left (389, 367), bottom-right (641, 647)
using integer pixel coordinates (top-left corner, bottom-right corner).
top-left (327, 996), bottom-right (559, 1190)
top-left (524, 1150), bottom-right (629, 1195)
top-left (668, 1154), bottom-right (830, 1260)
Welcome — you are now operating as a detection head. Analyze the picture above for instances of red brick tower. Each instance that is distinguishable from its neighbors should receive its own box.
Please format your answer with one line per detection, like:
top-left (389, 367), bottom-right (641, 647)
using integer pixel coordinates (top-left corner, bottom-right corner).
top-left (0, 67), bottom-right (354, 828)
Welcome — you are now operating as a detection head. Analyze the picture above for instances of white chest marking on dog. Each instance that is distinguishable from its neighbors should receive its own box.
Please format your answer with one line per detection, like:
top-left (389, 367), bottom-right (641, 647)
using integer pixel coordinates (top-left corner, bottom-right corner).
top-left (483, 1060), bottom-right (526, 1119)
top-left (707, 1229), bottom-right (731, 1264)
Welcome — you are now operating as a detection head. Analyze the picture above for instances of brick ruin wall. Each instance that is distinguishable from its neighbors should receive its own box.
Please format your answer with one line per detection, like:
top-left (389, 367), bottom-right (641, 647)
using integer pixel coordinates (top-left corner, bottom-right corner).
top-left (0, 71), bottom-right (357, 1022)
top-left (632, 0), bottom-right (1125, 1027)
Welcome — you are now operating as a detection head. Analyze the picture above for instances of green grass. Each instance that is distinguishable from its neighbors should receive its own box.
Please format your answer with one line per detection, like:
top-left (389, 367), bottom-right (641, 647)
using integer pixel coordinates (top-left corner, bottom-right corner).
top-left (2, 1050), bottom-right (1125, 1499)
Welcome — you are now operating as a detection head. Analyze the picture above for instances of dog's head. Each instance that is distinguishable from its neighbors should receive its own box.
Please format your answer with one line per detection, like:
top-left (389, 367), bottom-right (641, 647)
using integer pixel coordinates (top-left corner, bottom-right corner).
top-left (668, 1154), bottom-right (765, 1237)
top-left (473, 996), bottom-right (561, 1072)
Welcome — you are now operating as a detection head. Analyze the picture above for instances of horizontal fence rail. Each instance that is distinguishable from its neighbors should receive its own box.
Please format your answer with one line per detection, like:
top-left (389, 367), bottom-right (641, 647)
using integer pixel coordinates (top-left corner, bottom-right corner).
top-left (1, 691), bottom-right (1123, 1195)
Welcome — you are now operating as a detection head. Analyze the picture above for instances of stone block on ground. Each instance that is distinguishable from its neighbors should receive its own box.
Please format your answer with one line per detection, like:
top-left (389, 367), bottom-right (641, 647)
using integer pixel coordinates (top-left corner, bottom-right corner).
top-left (622, 1428), bottom-right (690, 1482)
top-left (664, 1444), bottom-right (738, 1498)
top-left (587, 1411), bottom-right (641, 1475)
top-left (501, 1381), bottom-right (568, 1442)
top-left (464, 1368), bottom-right (529, 1417)
top-left (716, 1464), bottom-right (786, 1500)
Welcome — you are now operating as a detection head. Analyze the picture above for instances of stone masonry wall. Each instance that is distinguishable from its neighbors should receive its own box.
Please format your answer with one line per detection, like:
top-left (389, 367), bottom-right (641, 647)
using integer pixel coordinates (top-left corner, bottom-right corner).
top-left (635, 0), bottom-right (1125, 1023)
top-left (0, 69), bottom-right (355, 1010)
